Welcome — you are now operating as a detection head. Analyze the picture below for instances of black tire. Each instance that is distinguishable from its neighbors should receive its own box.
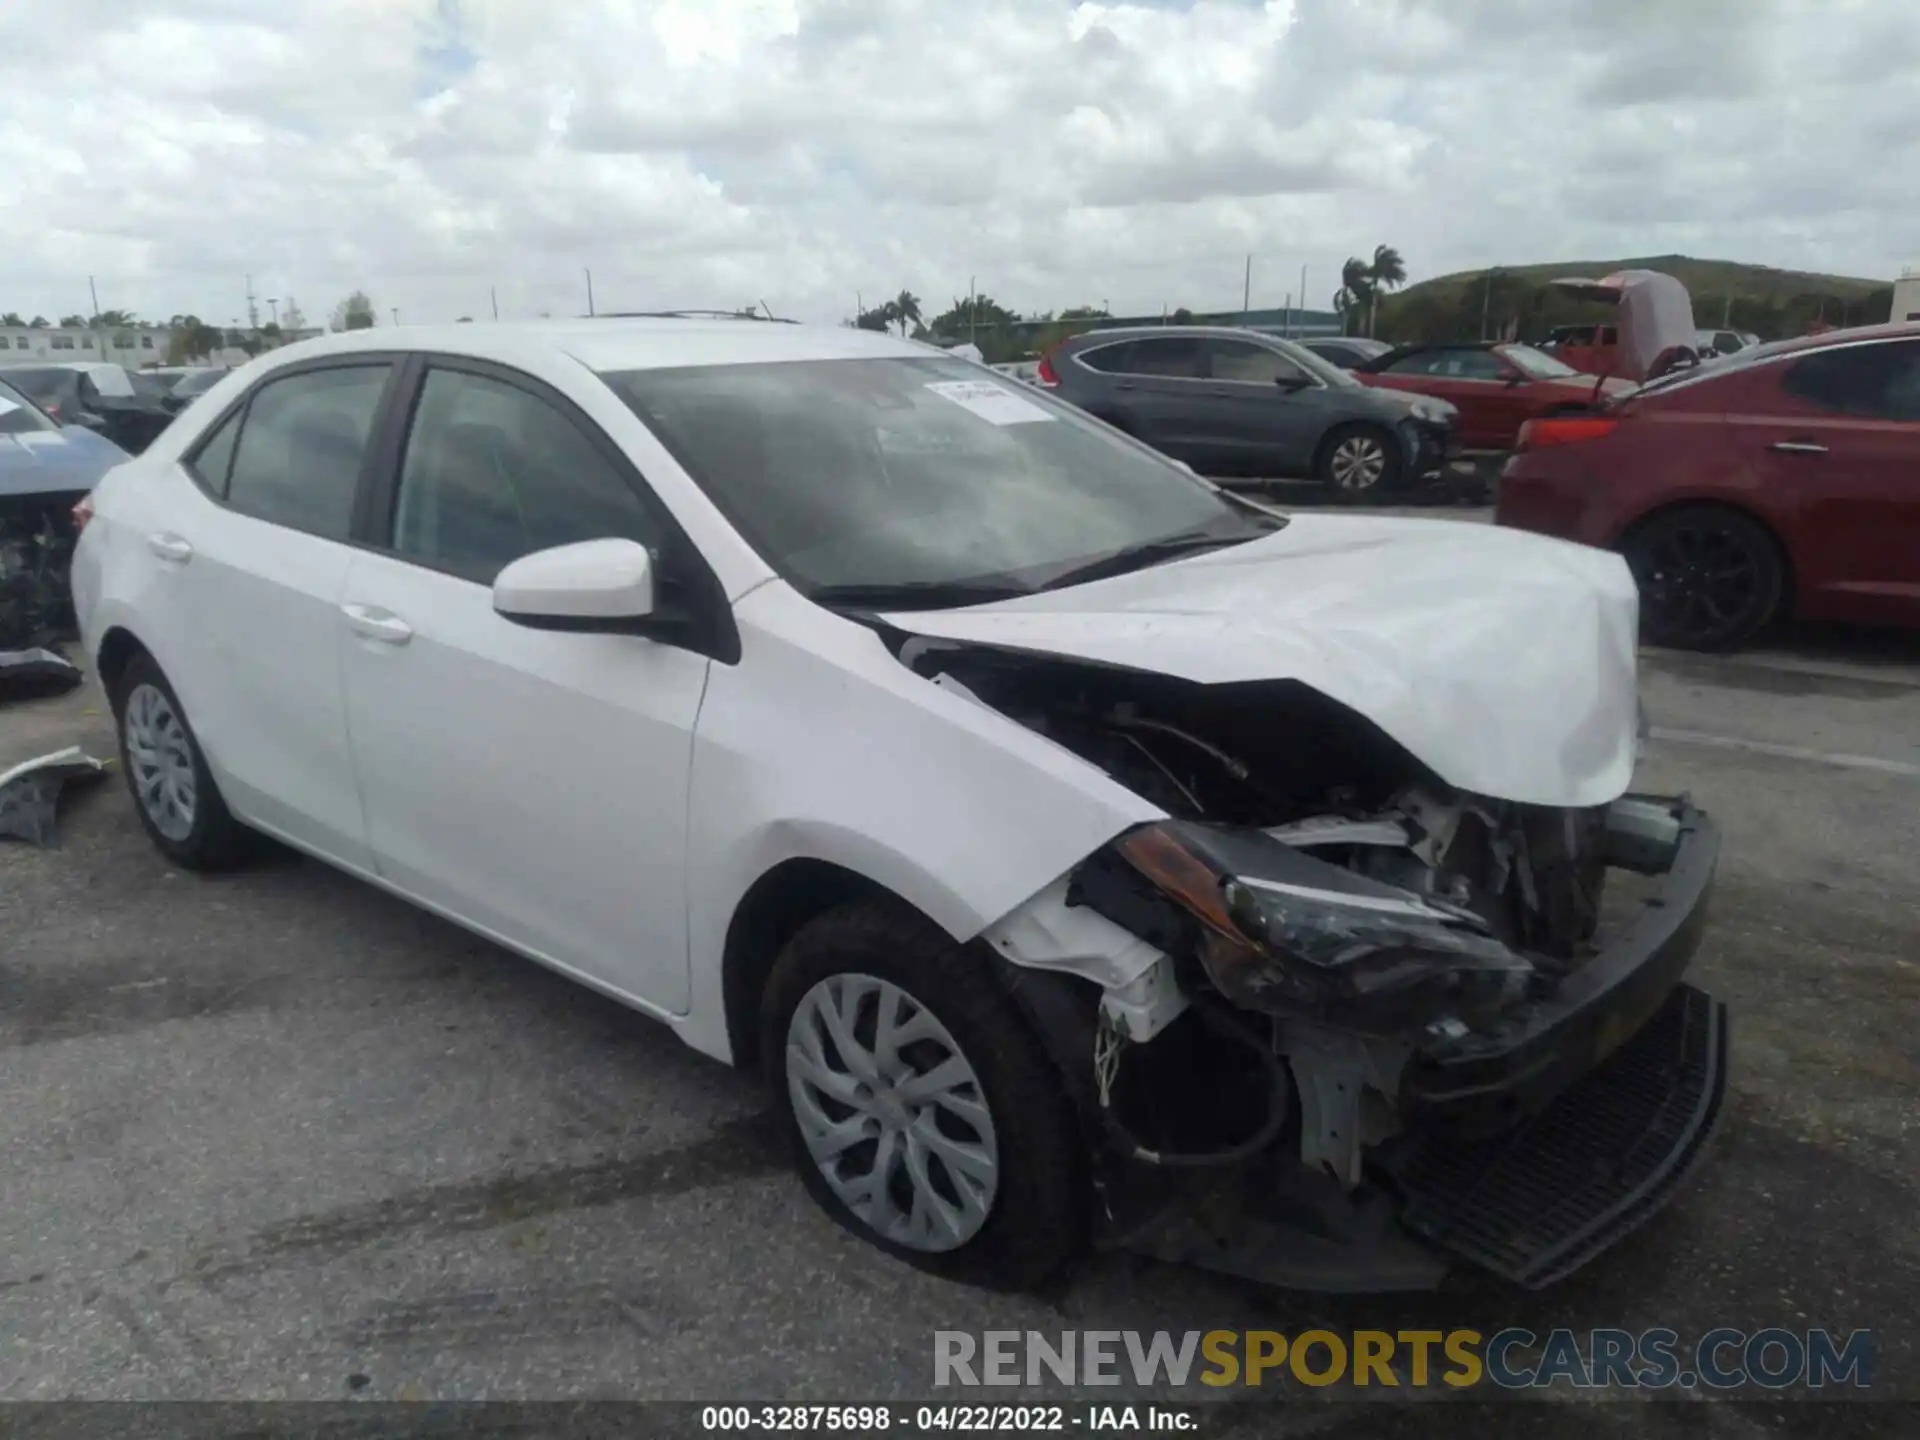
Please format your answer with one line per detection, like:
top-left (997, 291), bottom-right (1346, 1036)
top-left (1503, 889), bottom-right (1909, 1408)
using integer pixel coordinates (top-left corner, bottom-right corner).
top-left (1315, 422), bottom-right (1404, 499)
top-left (1622, 505), bottom-right (1786, 651)
top-left (110, 652), bottom-right (252, 869)
top-left (760, 901), bottom-right (1083, 1290)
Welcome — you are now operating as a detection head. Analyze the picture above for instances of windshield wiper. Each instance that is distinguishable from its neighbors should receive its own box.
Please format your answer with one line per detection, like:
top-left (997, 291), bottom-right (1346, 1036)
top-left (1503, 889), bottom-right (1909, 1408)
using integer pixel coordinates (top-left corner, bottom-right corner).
top-left (808, 578), bottom-right (1036, 612)
top-left (1039, 528), bottom-right (1266, 591)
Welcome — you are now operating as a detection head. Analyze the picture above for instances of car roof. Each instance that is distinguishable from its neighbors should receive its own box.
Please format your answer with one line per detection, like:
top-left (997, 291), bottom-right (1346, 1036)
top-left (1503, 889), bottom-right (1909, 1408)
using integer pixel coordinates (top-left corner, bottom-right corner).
top-left (0, 360), bottom-right (122, 378)
top-left (250, 318), bottom-right (937, 374)
top-left (1057, 324), bottom-right (1296, 347)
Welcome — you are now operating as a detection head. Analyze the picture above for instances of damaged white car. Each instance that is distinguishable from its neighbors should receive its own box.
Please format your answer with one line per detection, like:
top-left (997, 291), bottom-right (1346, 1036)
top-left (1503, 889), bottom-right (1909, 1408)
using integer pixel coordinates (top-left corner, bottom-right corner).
top-left (71, 320), bottom-right (1725, 1292)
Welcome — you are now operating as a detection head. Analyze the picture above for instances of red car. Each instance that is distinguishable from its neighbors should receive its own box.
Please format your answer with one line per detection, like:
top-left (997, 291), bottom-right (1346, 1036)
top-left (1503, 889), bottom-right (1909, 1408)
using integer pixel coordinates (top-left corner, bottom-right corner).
top-left (1355, 342), bottom-right (1634, 453)
top-left (1497, 323), bottom-right (1920, 649)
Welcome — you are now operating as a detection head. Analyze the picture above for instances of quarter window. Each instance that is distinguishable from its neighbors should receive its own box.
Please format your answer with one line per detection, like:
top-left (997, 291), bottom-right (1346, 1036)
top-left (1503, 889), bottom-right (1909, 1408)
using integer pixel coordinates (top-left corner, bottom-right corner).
top-left (1780, 342), bottom-right (1920, 423)
top-left (1386, 349), bottom-right (1505, 380)
top-left (187, 410), bottom-right (242, 496)
top-left (390, 366), bottom-right (661, 584)
top-left (224, 364), bottom-right (392, 541)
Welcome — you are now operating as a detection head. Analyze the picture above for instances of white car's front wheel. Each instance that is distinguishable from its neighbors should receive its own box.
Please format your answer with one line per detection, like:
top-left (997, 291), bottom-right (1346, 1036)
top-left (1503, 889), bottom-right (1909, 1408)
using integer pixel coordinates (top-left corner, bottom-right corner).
top-left (761, 902), bottom-right (1083, 1288)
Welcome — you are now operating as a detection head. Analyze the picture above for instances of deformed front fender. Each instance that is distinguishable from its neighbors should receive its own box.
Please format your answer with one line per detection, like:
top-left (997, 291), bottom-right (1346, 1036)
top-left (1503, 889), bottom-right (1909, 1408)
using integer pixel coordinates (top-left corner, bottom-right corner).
top-left (676, 584), bottom-right (1162, 1063)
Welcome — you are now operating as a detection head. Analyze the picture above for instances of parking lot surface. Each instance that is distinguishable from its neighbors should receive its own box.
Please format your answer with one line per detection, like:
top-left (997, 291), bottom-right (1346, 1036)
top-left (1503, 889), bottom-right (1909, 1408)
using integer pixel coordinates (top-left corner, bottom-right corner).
top-left (2, 509), bottom-right (1916, 1430)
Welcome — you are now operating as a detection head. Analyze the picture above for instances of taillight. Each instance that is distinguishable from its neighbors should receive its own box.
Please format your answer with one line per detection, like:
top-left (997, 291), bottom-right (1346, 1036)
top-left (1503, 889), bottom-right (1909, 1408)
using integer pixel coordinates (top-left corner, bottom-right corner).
top-left (1035, 352), bottom-right (1060, 387)
top-left (1514, 416), bottom-right (1618, 452)
top-left (72, 494), bottom-right (94, 531)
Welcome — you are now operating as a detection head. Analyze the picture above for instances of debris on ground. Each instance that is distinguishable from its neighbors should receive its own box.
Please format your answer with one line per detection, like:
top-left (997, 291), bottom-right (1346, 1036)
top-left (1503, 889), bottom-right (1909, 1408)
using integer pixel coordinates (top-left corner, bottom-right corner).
top-left (0, 746), bottom-right (109, 848)
top-left (0, 646), bottom-right (84, 703)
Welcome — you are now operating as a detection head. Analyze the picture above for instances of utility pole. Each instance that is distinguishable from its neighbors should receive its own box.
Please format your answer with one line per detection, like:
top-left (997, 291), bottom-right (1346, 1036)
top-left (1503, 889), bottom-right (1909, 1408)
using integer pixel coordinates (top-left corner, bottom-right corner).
top-left (245, 274), bottom-right (259, 331)
top-left (1283, 292), bottom-right (1292, 336)
top-left (268, 298), bottom-right (279, 328)
top-left (88, 274), bottom-right (102, 360)
top-left (856, 291), bottom-right (863, 325)
top-left (391, 307), bottom-right (400, 327)
top-left (1242, 254), bottom-right (1252, 321)
top-left (584, 268), bottom-right (595, 317)
top-left (491, 287), bottom-right (499, 320)
top-left (1481, 270), bottom-right (1494, 341)
top-left (968, 274), bottom-right (977, 347)
top-left (1299, 264), bottom-right (1308, 329)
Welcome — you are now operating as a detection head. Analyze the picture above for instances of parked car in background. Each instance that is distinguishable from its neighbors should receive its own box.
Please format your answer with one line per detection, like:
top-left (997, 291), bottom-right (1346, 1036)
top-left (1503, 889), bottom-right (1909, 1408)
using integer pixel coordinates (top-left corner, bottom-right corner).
top-left (1038, 326), bottom-right (1456, 494)
top-left (1499, 323), bottom-right (1920, 648)
top-left (991, 361), bottom-right (1040, 385)
top-left (0, 362), bottom-right (174, 454)
top-left (1355, 341), bottom-right (1633, 453)
top-left (167, 366), bottom-right (234, 404)
top-left (1299, 336), bottom-right (1392, 370)
top-left (70, 319), bottom-right (1724, 1294)
top-left (1693, 329), bottom-right (1758, 359)
top-left (0, 374), bottom-right (129, 646)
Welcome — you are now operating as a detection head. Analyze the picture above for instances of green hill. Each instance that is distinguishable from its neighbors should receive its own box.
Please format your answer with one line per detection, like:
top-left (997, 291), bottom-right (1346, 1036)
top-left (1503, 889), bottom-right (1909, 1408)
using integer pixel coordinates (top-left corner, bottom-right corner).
top-left (1375, 254), bottom-right (1893, 345)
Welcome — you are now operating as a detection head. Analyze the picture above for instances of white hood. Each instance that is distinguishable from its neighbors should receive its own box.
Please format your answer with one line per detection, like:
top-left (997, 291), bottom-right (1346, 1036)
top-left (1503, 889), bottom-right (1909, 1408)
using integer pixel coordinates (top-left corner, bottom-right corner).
top-left (884, 515), bottom-right (1641, 808)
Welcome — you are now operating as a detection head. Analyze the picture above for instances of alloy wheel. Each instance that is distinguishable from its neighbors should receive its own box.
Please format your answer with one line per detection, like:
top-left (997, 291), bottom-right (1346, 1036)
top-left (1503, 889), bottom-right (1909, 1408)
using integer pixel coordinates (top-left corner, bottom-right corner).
top-left (1329, 434), bottom-right (1388, 490)
top-left (123, 682), bottom-right (197, 842)
top-left (1633, 521), bottom-right (1766, 647)
top-left (786, 973), bottom-right (1000, 1253)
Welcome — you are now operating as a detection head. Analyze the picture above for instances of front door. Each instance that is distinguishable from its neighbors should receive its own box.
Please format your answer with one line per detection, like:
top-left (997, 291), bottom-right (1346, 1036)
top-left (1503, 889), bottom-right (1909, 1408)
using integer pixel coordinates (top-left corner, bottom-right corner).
top-left (337, 359), bottom-right (708, 1013)
top-left (1202, 337), bottom-right (1331, 473)
top-left (1741, 338), bottom-right (1920, 624)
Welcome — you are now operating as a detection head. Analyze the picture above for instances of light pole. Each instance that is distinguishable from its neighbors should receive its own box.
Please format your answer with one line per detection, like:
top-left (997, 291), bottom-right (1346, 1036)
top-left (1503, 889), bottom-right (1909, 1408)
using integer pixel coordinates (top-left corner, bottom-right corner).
top-left (968, 274), bottom-right (976, 347)
top-left (584, 268), bottom-right (595, 317)
top-left (268, 298), bottom-right (279, 328)
top-left (391, 308), bottom-right (400, 327)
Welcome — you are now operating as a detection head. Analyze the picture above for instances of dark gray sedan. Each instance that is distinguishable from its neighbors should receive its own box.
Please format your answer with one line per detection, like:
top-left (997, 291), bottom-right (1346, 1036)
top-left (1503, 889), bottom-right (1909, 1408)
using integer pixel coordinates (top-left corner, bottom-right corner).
top-left (1037, 326), bottom-right (1455, 493)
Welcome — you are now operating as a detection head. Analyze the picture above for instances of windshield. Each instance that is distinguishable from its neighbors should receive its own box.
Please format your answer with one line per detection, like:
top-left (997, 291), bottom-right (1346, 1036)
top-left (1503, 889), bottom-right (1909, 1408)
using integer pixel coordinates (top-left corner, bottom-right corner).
top-left (129, 371), bottom-right (170, 401)
top-left (605, 356), bottom-right (1278, 604)
top-left (2, 369), bottom-right (72, 405)
top-left (0, 378), bottom-right (58, 434)
top-left (1500, 344), bottom-right (1580, 380)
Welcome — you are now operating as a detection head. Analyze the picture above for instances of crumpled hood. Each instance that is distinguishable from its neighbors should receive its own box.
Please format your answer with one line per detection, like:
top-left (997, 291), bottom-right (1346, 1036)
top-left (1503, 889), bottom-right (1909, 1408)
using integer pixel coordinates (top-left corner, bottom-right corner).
top-left (884, 515), bottom-right (1641, 808)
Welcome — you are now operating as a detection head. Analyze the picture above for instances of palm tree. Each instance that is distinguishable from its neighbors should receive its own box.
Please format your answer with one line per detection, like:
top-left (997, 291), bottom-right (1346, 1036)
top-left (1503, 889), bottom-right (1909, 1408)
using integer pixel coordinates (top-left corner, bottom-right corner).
top-left (1367, 244), bottom-right (1406, 337)
top-left (892, 289), bottom-right (922, 338)
top-left (1339, 258), bottom-right (1373, 336)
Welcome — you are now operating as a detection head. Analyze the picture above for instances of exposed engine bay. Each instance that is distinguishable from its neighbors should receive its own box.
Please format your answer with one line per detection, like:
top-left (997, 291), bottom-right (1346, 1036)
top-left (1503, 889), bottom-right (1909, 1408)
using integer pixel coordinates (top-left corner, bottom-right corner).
top-left (902, 635), bottom-right (1726, 1290)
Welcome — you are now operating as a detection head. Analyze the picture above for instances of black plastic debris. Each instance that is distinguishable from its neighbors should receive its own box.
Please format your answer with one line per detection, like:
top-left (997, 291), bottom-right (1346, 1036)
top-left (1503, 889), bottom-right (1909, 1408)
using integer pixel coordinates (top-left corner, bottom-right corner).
top-left (0, 646), bottom-right (83, 703)
top-left (0, 746), bottom-right (108, 848)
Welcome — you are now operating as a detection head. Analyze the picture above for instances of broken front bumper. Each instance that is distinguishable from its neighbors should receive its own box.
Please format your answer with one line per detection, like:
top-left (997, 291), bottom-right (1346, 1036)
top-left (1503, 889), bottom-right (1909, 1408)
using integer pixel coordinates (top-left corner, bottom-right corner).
top-left (1106, 795), bottom-right (1728, 1291)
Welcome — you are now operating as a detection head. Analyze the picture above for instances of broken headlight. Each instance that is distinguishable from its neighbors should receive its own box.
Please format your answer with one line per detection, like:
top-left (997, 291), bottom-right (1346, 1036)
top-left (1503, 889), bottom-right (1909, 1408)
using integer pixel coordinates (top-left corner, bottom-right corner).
top-left (1093, 821), bottom-right (1533, 1026)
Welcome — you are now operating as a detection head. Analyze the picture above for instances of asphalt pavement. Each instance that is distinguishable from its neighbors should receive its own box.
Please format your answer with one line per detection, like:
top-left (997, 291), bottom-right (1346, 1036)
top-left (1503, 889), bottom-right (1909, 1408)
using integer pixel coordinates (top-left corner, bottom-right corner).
top-left (2, 507), bottom-right (1916, 1432)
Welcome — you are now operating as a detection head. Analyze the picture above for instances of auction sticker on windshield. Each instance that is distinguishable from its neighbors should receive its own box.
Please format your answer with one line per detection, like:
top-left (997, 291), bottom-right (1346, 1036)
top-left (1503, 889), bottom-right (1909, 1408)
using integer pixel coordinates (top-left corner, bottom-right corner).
top-left (925, 379), bottom-right (1053, 426)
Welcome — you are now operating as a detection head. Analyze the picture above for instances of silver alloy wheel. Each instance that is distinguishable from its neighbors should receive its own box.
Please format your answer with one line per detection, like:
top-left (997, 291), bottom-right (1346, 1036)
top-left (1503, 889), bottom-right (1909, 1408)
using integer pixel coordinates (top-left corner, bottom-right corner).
top-left (786, 973), bottom-right (1000, 1253)
top-left (123, 682), bottom-right (197, 842)
top-left (1329, 433), bottom-right (1389, 489)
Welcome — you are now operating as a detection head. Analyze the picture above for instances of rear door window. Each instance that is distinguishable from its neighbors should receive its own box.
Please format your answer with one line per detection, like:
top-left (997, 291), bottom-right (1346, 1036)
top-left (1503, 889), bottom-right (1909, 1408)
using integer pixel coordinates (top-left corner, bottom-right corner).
top-left (1110, 337), bottom-right (1205, 379)
top-left (1781, 341), bottom-right (1920, 422)
top-left (223, 364), bottom-right (393, 541)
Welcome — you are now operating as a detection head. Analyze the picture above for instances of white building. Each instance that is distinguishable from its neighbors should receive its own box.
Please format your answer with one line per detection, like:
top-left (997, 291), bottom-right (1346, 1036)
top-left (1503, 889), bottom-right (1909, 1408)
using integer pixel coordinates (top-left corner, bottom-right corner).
top-left (0, 323), bottom-right (322, 369)
top-left (1892, 268), bottom-right (1920, 324)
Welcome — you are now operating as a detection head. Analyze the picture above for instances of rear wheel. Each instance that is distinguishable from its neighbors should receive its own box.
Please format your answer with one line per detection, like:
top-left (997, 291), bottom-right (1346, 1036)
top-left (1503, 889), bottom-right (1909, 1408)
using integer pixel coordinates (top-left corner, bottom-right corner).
top-left (1316, 423), bottom-right (1403, 498)
top-left (761, 902), bottom-right (1083, 1289)
top-left (1622, 506), bottom-right (1785, 650)
top-left (111, 653), bottom-right (252, 869)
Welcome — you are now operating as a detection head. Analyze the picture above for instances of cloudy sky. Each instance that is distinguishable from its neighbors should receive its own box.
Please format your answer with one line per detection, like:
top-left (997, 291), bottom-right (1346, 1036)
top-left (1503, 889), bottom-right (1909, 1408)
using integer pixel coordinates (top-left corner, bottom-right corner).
top-left (3, 0), bottom-right (1915, 330)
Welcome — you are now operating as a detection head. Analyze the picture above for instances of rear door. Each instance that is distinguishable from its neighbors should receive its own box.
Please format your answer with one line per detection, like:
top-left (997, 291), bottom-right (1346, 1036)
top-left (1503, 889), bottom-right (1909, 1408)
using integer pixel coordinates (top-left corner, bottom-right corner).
top-left (336, 357), bottom-right (711, 1012)
top-left (1740, 339), bottom-right (1920, 622)
top-left (1201, 337), bottom-right (1327, 473)
top-left (144, 358), bottom-right (398, 867)
top-left (1070, 337), bottom-right (1223, 464)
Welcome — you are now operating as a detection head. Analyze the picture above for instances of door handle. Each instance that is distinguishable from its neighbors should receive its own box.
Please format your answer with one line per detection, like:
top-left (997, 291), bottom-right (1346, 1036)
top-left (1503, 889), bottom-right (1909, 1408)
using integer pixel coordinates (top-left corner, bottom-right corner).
top-left (341, 603), bottom-right (414, 646)
top-left (1114, 382), bottom-right (1137, 391)
top-left (1767, 440), bottom-right (1828, 455)
top-left (147, 533), bottom-right (194, 564)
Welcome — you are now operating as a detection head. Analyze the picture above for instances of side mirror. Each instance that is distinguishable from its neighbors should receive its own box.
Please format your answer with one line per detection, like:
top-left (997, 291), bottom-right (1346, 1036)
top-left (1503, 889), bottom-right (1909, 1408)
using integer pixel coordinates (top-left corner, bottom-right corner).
top-left (493, 538), bottom-right (655, 632)
top-left (1500, 370), bottom-right (1525, 386)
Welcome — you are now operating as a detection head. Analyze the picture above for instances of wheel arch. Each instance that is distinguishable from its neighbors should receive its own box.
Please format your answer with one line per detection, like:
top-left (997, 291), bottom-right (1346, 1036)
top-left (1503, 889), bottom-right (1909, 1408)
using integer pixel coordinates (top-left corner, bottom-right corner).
top-left (719, 857), bottom-right (929, 1073)
top-left (94, 624), bottom-right (155, 709)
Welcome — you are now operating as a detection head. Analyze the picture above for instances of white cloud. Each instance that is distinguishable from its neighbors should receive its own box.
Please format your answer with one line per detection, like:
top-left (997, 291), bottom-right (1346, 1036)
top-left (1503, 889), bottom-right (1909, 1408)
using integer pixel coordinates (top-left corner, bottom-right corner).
top-left (0, 0), bottom-right (1915, 330)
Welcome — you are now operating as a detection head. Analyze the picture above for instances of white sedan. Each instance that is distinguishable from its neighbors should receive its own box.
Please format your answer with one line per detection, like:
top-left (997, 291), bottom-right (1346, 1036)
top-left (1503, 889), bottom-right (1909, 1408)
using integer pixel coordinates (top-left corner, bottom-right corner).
top-left (70, 319), bottom-right (1727, 1291)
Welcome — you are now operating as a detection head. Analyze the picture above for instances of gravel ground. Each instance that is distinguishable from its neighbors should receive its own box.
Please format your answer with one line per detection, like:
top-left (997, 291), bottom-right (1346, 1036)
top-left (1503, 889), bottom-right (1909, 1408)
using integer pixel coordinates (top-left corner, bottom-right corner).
top-left (2, 509), bottom-right (1915, 1433)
